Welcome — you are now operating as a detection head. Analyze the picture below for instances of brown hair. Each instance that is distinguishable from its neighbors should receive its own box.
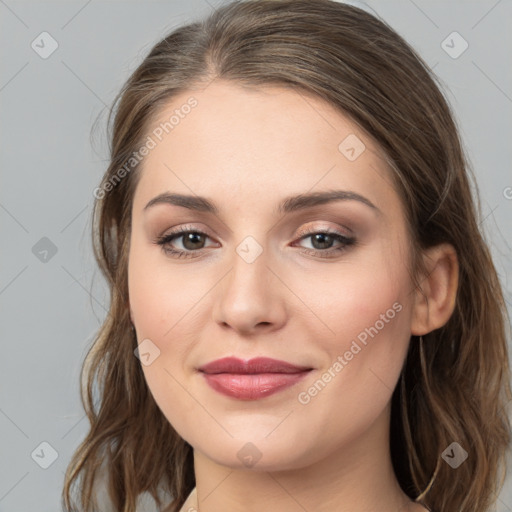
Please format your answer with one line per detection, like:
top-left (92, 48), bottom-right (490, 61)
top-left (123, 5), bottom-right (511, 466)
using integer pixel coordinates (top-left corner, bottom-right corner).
top-left (62, 1), bottom-right (512, 511)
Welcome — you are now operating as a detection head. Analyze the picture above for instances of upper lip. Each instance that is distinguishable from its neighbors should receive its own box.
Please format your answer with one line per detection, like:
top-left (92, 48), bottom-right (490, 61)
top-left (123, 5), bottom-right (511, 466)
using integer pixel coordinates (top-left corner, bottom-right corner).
top-left (198, 357), bottom-right (313, 374)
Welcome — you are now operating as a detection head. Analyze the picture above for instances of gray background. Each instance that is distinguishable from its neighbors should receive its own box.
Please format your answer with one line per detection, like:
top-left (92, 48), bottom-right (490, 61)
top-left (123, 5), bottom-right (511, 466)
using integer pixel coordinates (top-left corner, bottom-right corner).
top-left (1, 0), bottom-right (511, 510)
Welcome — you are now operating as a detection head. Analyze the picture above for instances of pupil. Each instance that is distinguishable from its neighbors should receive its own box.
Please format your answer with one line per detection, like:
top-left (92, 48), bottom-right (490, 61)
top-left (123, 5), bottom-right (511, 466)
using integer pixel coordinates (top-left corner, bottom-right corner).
top-left (313, 233), bottom-right (332, 249)
top-left (184, 233), bottom-right (204, 249)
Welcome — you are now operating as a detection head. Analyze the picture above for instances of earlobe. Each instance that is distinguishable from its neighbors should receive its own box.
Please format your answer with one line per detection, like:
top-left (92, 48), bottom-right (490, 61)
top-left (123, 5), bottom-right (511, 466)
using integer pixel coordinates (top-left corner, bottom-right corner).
top-left (411, 243), bottom-right (459, 336)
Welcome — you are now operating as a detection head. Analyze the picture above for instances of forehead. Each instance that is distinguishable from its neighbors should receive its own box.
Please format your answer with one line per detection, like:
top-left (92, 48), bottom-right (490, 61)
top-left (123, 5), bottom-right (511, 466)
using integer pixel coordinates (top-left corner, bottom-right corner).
top-left (132, 80), bottom-right (400, 218)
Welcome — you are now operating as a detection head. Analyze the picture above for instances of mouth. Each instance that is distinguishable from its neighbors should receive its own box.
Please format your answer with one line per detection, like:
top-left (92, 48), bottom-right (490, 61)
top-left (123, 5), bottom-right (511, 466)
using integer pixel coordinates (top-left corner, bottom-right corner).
top-left (198, 357), bottom-right (313, 400)
top-left (198, 356), bottom-right (313, 374)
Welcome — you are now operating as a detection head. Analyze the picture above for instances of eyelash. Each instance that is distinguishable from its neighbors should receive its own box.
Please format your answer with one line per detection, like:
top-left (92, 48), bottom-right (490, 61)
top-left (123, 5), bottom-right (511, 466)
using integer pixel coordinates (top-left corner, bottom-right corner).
top-left (154, 224), bottom-right (356, 260)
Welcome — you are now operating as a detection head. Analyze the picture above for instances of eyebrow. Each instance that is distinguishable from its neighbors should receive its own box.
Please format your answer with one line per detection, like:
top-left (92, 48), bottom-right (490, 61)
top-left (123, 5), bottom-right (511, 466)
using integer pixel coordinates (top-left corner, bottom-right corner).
top-left (143, 190), bottom-right (381, 216)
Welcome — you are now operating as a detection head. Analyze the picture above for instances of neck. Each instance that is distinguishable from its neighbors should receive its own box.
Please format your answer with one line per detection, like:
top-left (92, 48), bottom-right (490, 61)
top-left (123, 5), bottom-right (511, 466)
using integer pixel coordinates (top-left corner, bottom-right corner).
top-left (188, 405), bottom-right (417, 512)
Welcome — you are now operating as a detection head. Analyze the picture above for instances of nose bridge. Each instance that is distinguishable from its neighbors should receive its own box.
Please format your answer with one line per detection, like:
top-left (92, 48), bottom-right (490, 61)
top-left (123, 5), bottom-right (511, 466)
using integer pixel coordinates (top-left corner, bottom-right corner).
top-left (212, 230), bottom-right (285, 332)
top-left (226, 232), bottom-right (271, 298)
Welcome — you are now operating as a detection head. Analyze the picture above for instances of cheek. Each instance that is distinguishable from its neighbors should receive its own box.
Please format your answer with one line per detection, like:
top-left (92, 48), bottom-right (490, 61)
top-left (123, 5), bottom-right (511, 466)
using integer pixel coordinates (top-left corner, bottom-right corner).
top-left (128, 246), bottom-right (199, 434)
top-left (302, 247), bottom-right (411, 409)
top-left (297, 271), bottom-right (410, 451)
top-left (304, 259), bottom-right (406, 349)
top-left (128, 239), bottom-right (197, 341)
top-left (299, 224), bottom-right (409, 335)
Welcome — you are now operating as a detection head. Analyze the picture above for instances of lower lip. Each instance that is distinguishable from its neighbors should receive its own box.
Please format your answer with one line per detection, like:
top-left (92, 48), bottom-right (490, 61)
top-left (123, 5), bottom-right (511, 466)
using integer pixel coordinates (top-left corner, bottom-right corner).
top-left (201, 371), bottom-right (311, 400)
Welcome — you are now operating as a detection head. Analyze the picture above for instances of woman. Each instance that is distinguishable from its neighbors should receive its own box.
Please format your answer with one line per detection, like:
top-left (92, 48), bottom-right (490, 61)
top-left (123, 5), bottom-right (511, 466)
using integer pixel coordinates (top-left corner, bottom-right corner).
top-left (62, 1), bottom-right (512, 511)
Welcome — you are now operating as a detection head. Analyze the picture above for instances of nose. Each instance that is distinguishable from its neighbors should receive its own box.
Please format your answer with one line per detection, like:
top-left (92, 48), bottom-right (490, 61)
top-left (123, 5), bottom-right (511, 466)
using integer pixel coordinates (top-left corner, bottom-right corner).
top-left (212, 241), bottom-right (287, 336)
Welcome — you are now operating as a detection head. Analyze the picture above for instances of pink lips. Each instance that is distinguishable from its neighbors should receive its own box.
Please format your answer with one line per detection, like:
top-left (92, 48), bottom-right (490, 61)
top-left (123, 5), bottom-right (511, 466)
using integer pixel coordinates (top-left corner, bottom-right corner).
top-left (198, 357), bottom-right (313, 400)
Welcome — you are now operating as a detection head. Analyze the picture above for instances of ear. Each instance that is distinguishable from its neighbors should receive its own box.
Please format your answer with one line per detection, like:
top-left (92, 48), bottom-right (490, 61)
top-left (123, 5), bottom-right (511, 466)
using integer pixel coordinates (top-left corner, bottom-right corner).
top-left (411, 243), bottom-right (459, 336)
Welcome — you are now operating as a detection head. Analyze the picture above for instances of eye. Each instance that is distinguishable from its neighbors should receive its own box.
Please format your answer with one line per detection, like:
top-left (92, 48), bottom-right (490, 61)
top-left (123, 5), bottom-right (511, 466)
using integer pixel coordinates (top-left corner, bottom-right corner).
top-left (292, 227), bottom-right (356, 259)
top-left (154, 225), bottom-right (357, 259)
top-left (154, 225), bottom-right (216, 259)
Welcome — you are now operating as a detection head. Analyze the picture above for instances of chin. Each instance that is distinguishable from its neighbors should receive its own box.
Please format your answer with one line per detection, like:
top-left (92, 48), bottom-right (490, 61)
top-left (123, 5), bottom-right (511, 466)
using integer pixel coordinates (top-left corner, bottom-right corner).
top-left (197, 435), bottom-right (316, 472)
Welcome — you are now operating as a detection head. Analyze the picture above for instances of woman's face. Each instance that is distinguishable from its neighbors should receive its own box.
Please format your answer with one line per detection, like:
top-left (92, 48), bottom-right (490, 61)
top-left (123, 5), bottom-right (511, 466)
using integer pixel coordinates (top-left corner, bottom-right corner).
top-left (128, 80), bottom-right (417, 470)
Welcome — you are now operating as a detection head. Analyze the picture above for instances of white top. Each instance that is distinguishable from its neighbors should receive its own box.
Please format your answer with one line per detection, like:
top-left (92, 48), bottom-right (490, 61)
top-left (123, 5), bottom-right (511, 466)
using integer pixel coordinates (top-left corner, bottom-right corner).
top-left (177, 487), bottom-right (198, 512)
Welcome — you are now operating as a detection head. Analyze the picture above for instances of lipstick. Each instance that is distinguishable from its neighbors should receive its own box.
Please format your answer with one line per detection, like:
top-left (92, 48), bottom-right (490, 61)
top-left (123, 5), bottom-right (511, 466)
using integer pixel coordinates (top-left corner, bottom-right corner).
top-left (198, 357), bottom-right (313, 400)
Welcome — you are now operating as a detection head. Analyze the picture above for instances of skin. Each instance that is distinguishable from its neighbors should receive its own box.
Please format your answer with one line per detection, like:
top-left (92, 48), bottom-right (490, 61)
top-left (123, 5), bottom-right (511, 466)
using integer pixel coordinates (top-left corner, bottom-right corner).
top-left (127, 80), bottom-right (458, 512)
